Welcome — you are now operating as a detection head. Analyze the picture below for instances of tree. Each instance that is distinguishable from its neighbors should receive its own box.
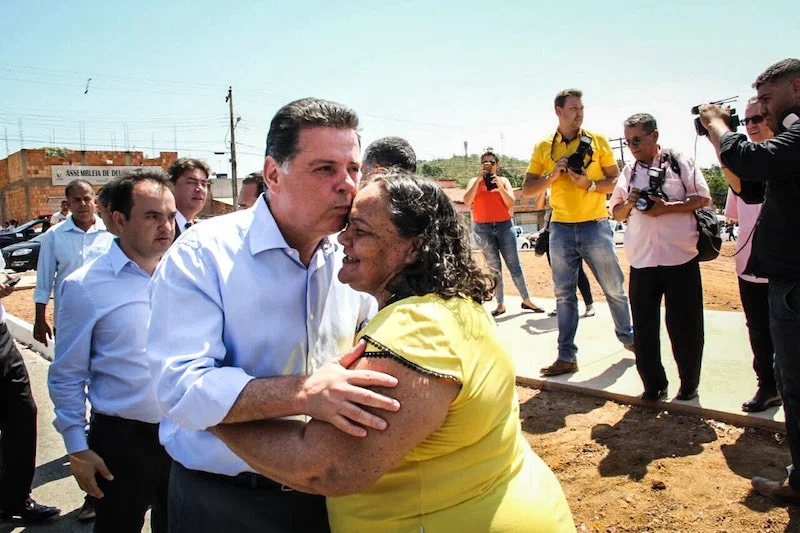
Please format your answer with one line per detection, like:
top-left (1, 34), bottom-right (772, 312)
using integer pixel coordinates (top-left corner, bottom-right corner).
top-left (701, 165), bottom-right (729, 212)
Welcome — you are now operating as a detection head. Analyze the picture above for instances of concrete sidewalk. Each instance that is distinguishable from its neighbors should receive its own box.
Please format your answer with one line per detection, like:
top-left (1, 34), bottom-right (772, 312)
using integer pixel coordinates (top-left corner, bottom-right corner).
top-left (490, 295), bottom-right (785, 433)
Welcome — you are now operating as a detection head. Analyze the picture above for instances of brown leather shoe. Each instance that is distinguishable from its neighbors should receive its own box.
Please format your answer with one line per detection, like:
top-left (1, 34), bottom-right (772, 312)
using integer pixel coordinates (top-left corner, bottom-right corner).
top-left (752, 476), bottom-right (800, 506)
top-left (540, 360), bottom-right (578, 376)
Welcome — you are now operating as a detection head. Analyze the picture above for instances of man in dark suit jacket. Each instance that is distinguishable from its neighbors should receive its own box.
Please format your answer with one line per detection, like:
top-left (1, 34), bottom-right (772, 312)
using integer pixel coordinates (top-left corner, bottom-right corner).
top-left (168, 158), bottom-right (210, 240)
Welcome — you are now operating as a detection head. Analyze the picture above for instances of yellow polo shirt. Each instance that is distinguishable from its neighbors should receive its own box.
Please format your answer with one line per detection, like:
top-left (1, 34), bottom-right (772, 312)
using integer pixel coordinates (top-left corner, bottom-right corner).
top-left (526, 129), bottom-right (617, 223)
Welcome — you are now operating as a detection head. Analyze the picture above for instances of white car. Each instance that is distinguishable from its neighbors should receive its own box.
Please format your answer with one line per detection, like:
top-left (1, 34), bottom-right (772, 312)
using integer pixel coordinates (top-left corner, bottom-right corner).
top-left (609, 220), bottom-right (625, 245)
top-left (515, 226), bottom-right (530, 250)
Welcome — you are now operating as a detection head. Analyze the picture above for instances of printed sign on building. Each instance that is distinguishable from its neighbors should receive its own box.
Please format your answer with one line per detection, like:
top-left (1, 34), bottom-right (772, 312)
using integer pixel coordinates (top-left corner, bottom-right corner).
top-left (51, 165), bottom-right (157, 185)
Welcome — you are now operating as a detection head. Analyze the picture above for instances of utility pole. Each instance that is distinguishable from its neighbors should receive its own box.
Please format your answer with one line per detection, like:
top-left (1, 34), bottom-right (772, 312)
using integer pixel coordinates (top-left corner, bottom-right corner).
top-left (609, 136), bottom-right (626, 167)
top-left (225, 87), bottom-right (239, 208)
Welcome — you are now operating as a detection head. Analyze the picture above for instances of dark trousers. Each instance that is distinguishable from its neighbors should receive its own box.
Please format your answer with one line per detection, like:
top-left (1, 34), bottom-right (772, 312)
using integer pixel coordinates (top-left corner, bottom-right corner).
top-left (0, 323), bottom-right (37, 510)
top-left (168, 462), bottom-right (329, 533)
top-left (738, 277), bottom-right (776, 391)
top-left (769, 281), bottom-right (800, 492)
top-left (629, 259), bottom-right (704, 393)
top-left (546, 252), bottom-right (593, 306)
top-left (87, 413), bottom-right (171, 533)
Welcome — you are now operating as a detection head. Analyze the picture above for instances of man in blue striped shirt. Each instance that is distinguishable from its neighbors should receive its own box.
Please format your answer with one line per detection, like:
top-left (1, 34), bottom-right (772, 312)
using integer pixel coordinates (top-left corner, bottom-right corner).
top-left (49, 170), bottom-right (177, 533)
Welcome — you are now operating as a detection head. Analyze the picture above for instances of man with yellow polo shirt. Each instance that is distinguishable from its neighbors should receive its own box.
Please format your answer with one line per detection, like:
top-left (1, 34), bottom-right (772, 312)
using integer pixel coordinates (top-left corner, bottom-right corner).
top-left (523, 88), bottom-right (634, 376)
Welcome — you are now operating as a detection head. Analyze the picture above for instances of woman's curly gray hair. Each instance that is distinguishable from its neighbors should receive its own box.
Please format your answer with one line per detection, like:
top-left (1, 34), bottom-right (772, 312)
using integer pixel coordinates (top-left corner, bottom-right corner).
top-left (369, 171), bottom-right (495, 304)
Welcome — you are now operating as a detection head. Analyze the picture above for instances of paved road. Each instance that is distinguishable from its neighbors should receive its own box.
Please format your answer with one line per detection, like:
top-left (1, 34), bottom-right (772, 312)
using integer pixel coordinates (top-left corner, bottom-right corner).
top-left (0, 344), bottom-right (151, 533)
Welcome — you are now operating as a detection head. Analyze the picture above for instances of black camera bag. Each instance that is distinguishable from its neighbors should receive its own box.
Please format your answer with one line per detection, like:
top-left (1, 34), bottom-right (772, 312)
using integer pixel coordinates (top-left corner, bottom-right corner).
top-left (661, 150), bottom-right (721, 261)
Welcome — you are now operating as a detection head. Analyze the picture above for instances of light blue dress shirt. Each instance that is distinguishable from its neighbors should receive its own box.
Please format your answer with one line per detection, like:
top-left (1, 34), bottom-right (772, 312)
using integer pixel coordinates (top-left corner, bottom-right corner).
top-left (34, 215), bottom-right (114, 326)
top-left (48, 240), bottom-right (161, 454)
top-left (147, 197), bottom-right (376, 476)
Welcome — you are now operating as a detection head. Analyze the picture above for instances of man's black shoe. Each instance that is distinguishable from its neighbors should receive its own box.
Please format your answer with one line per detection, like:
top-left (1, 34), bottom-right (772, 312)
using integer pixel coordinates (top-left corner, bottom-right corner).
top-left (742, 388), bottom-right (782, 413)
top-left (641, 388), bottom-right (668, 401)
top-left (0, 498), bottom-right (60, 523)
top-left (676, 388), bottom-right (699, 401)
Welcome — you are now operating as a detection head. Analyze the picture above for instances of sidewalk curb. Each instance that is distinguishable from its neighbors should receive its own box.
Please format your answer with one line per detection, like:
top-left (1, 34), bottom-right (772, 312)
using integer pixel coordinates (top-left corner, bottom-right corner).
top-left (517, 375), bottom-right (785, 434)
top-left (6, 312), bottom-right (54, 361)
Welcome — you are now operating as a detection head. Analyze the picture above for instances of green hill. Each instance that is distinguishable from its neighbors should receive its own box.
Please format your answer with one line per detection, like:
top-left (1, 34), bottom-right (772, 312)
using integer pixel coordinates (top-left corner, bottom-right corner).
top-left (418, 154), bottom-right (530, 188)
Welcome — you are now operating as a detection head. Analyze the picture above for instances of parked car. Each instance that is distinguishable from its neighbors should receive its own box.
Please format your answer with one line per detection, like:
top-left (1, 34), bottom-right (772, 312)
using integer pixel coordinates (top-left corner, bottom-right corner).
top-left (0, 216), bottom-right (51, 248)
top-left (526, 229), bottom-right (546, 249)
top-left (2, 232), bottom-right (45, 272)
top-left (609, 220), bottom-right (625, 245)
top-left (515, 226), bottom-right (531, 250)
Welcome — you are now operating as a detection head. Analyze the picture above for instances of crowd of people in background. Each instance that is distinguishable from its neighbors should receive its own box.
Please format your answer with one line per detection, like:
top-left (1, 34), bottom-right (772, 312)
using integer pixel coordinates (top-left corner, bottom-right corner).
top-left (0, 57), bottom-right (798, 531)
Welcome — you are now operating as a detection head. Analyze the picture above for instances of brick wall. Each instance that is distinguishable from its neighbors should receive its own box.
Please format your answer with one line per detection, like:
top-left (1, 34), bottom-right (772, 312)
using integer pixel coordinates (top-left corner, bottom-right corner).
top-left (0, 149), bottom-right (178, 222)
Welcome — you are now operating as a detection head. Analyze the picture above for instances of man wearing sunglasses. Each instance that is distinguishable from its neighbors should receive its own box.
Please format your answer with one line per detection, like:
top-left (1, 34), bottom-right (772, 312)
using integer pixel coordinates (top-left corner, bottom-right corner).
top-left (716, 98), bottom-right (780, 415)
top-left (610, 114), bottom-right (711, 403)
top-left (523, 88), bottom-right (633, 377)
top-left (701, 57), bottom-right (800, 506)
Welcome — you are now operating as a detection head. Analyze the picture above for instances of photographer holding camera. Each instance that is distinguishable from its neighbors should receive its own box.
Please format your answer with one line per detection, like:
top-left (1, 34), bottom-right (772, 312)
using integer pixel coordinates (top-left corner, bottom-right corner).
top-left (464, 149), bottom-right (544, 316)
top-left (701, 57), bottom-right (800, 506)
top-left (610, 114), bottom-right (712, 402)
top-left (523, 88), bottom-right (633, 376)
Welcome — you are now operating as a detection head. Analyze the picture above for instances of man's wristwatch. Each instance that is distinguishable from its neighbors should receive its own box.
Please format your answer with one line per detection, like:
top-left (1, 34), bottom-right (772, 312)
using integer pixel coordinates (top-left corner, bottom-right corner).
top-left (587, 181), bottom-right (597, 193)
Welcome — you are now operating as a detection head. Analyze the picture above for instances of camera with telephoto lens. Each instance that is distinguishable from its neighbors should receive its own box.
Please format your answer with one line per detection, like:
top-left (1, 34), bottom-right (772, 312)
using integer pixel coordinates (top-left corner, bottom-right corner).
top-left (482, 162), bottom-right (498, 190)
top-left (635, 166), bottom-right (669, 211)
top-left (691, 96), bottom-right (740, 137)
top-left (567, 135), bottom-right (594, 173)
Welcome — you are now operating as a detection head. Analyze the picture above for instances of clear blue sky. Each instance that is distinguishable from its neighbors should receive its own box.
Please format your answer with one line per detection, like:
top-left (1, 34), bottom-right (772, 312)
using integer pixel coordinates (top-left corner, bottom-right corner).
top-left (1, 0), bottom-right (796, 176)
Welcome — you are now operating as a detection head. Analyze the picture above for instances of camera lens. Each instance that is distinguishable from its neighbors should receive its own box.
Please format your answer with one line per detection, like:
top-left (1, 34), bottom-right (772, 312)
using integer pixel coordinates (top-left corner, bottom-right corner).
top-left (635, 196), bottom-right (651, 211)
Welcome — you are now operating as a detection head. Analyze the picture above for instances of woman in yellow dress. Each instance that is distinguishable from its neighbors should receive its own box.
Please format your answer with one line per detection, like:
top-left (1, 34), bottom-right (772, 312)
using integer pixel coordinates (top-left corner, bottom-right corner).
top-left (214, 171), bottom-right (575, 532)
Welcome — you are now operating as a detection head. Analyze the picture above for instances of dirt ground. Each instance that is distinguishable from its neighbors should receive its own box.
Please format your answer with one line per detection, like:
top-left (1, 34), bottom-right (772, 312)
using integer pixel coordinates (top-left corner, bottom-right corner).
top-left (492, 241), bottom-right (743, 312)
top-left (520, 387), bottom-right (795, 532)
top-left (6, 242), bottom-right (793, 531)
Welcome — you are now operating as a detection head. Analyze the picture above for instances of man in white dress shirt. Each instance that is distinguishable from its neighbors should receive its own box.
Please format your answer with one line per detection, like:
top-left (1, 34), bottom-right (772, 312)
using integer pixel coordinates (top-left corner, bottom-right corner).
top-left (48, 170), bottom-right (176, 533)
top-left (167, 158), bottom-right (209, 239)
top-left (33, 179), bottom-right (114, 347)
top-left (148, 98), bottom-right (400, 533)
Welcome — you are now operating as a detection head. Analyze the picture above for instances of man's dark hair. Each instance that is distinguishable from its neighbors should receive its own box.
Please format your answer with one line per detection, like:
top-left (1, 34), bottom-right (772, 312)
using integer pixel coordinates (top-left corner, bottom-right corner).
top-left (623, 113), bottom-right (658, 133)
top-left (167, 158), bottom-right (211, 184)
top-left (362, 137), bottom-right (417, 173)
top-left (65, 179), bottom-right (93, 198)
top-left (753, 58), bottom-right (800, 89)
top-left (265, 98), bottom-right (359, 165)
top-left (97, 185), bottom-right (111, 208)
top-left (107, 169), bottom-right (171, 219)
top-left (554, 89), bottom-right (583, 109)
top-left (242, 171), bottom-right (265, 196)
top-left (371, 170), bottom-right (495, 305)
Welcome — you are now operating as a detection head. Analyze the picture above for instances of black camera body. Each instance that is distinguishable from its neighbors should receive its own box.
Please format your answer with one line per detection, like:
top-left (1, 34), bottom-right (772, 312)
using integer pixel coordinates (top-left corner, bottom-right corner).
top-left (567, 135), bottom-right (594, 173)
top-left (483, 172), bottom-right (498, 190)
top-left (635, 166), bottom-right (669, 211)
top-left (691, 97), bottom-right (740, 137)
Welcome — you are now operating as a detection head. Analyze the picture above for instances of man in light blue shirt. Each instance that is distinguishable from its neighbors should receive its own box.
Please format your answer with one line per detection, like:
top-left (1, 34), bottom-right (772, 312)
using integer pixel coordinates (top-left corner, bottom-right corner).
top-left (33, 179), bottom-right (114, 347)
top-left (148, 98), bottom-right (399, 533)
top-left (49, 171), bottom-right (177, 533)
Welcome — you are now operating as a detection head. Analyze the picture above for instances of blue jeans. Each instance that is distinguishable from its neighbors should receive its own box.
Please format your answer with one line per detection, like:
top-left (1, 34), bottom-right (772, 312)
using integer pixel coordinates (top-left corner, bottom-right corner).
top-left (550, 220), bottom-right (633, 362)
top-left (473, 220), bottom-right (530, 305)
top-left (769, 280), bottom-right (800, 492)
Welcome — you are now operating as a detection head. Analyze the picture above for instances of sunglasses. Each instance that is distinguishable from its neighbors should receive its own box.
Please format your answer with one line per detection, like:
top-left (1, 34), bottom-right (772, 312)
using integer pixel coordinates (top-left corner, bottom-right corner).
top-left (742, 115), bottom-right (764, 126)
top-left (623, 130), bottom-right (654, 147)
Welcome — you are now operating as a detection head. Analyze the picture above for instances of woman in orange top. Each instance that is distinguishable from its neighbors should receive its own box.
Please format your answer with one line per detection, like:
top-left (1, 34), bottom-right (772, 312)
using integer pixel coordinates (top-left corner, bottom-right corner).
top-left (464, 149), bottom-right (544, 316)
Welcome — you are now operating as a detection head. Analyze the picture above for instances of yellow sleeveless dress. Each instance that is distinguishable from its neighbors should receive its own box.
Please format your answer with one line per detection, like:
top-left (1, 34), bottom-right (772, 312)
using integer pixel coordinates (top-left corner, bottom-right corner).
top-left (327, 294), bottom-right (575, 532)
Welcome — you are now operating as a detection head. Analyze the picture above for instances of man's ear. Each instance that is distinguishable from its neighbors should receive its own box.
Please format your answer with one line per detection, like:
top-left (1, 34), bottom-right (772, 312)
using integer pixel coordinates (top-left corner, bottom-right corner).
top-left (111, 210), bottom-right (126, 230)
top-left (263, 156), bottom-right (281, 193)
top-left (791, 78), bottom-right (800, 99)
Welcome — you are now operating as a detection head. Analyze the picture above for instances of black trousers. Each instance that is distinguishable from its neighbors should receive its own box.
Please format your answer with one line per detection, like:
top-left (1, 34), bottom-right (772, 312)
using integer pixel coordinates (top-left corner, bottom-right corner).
top-left (546, 251), bottom-right (593, 306)
top-left (738, 277), bottom-right (776, 391)
top-left (0, 323), bottom-right (37, 510)
top-left (629, 259), bottom-right (704, 393)
top-left (87, 413), bottom-right (172, 533)
top-left (168, 462), bottom-right (329, 533)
